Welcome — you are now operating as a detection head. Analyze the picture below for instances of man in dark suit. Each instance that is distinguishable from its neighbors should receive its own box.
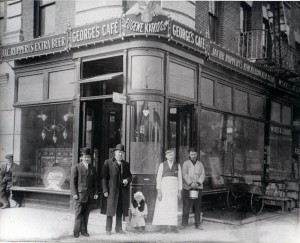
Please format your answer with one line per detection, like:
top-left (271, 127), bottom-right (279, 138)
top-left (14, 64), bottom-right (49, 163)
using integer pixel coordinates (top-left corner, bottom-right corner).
top-left (101, 144), bottom-right (132, 235)
top-left (0, 154), bottom-right (19, 209)
top-left (70, 147), bottom-right (98, 238)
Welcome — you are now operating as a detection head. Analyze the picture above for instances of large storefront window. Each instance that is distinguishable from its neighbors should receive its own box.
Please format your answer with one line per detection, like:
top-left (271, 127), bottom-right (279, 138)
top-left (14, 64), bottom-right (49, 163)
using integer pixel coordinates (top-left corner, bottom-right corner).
top-left (234, 118), bottom-right (264, 175)
top-left (17, 103), bottom-right (73, 190)
top-left (130, 101), bottom-right (162, 174)
top-left (200, 109), bottom-right (264, 188)
top-left (269, 126), bottom-right (292, 179)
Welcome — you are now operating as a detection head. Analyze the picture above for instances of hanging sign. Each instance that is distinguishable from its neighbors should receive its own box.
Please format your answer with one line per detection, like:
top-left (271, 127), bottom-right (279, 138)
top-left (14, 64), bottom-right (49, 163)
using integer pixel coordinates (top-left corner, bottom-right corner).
top-left (122, 14), bottom-right (170, 37)
top-left (270, 125), bottom-right (292, 136)
top-left (70, 18), bottom-right (121, 48)
top-left (209, 43), bottom-right (275, 84)
top-left (1, 33), bottom-right (66, 61)
top-left (170, 21), bottom-right (209, 54)
top-left (113, 92), bottom-right (127, 104)
top-left (276, 79), bottom-right (300, 94)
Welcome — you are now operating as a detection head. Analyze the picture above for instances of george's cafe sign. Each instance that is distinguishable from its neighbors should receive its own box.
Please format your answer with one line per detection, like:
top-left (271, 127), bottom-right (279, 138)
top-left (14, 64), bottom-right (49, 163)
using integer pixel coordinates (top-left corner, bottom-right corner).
top-left (1, 14), bottom-right (275, 86)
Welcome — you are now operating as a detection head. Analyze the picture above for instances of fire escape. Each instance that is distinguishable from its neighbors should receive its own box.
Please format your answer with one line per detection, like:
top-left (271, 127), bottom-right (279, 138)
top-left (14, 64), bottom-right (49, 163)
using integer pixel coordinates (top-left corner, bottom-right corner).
top-left (238, 2), bottom-right (300, 81)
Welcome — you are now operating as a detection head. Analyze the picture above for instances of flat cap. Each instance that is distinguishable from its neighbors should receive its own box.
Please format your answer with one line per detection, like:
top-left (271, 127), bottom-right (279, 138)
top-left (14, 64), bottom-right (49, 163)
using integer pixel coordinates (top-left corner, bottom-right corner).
top-left (5, 154), bottom-right (13, 159)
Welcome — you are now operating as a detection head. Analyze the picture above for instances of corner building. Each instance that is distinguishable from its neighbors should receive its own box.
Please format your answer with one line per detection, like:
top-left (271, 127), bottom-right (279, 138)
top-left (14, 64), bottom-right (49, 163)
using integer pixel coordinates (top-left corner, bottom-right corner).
top-left (0, 1), bottom-right (300, 218)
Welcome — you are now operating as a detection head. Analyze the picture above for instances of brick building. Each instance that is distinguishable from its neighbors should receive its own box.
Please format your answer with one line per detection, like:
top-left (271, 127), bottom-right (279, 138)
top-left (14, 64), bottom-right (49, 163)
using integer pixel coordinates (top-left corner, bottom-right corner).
top-left (0, 1), bottom-right (300, 216)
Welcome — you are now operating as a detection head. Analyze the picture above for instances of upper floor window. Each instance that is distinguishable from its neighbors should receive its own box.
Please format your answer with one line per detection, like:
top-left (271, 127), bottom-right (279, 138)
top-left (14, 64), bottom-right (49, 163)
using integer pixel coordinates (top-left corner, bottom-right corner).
top-left (35, 0), bottom-right (55, 37)
top-left (240, 2), bottom-right (251, 33)
top-left (209, 1), bottom-right (218, 42)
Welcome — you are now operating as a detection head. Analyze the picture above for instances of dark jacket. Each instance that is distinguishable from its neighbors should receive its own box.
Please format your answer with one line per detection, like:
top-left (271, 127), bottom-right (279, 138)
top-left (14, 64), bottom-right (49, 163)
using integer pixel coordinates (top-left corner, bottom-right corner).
top-left (101, 158), bottom-right (132, 217)
top-left (0, 162), bottom-right (19, 188)
top-left (70, 162), bottom-right (98, 203)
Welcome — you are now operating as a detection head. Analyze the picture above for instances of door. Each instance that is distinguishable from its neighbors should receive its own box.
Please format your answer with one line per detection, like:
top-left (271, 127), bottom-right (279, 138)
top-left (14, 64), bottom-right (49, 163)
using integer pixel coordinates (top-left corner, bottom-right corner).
top-left (168, 102), bottom-right (194, 212)
top-left (80, 99), bottom-right (122, 191)
top-left (168, 104), bottom-right (194, 164)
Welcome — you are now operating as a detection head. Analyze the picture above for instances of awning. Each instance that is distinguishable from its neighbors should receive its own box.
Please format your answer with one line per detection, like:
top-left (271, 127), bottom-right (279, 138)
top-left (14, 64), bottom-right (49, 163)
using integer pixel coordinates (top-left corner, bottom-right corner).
top-left (73, 72), bottom-right (123, 84)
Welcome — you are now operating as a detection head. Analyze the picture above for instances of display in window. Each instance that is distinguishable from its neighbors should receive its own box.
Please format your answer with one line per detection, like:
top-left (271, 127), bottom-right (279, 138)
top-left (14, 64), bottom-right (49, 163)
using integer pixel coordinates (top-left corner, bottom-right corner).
top-left (18, 104), bottom-right (73, 190)
top-left (130, 101), bottom-right (162, 174)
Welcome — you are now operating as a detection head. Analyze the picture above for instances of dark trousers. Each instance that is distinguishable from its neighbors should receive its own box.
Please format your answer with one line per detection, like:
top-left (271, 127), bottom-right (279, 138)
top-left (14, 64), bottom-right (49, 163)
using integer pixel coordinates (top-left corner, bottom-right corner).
top-left (106, 189), bottom-right (123, 232)
top-left (73, 198), bottom-right (91, 233)
top-left (181, 189), bottom-right (202, 227)
top-left (0, 185), bottom-right (10, 207)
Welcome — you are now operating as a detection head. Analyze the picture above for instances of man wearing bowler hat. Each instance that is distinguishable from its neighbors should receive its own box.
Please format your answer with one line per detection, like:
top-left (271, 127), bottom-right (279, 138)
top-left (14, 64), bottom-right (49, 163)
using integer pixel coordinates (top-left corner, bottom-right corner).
top-left (0, 154), bottom-right (19, 209)
top-left (70, 147), bottom-right (98, 238)
top-left (101, 144), bottom-right (132, 235)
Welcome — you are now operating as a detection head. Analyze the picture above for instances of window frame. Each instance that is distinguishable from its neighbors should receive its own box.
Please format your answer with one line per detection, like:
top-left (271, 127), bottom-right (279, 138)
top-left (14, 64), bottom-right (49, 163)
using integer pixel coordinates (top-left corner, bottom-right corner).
top-left (270, 100), bottom-right (293, 125)
top-left (240, 2), bottom-right (252, 33)
top-left (209, 1), bottom-right (218, 43)
top-left (35, 0), bottom-right (56, 38)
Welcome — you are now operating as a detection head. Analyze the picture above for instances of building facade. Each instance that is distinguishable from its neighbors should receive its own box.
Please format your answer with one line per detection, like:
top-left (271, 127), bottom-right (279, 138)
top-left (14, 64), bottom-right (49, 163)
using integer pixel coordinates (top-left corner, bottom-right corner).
top-left (0, 1), bottom-right (300, 218)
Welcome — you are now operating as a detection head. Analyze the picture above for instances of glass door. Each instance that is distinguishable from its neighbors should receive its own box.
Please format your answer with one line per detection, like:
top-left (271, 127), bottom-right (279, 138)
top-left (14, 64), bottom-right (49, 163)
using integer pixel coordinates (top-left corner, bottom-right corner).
top-left (168, 103), bottom-right (194, 165)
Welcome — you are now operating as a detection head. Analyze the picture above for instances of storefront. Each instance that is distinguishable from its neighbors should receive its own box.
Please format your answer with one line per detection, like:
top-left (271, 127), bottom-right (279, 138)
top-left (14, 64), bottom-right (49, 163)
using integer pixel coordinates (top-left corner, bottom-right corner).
top-left (1, 11), bottom-right (299, 215)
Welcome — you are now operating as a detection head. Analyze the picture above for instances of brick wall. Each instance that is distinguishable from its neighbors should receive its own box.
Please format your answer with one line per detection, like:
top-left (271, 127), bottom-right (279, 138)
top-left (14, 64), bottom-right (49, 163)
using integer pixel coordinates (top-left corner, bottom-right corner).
top-left (56, 0), bottom-right (75, 32)
top-left (22, 0), bottom-right (34, 40)
top-left (221, 1), bottom-right (240, 53)
top-left (195, 1), bottom-right (208, 34)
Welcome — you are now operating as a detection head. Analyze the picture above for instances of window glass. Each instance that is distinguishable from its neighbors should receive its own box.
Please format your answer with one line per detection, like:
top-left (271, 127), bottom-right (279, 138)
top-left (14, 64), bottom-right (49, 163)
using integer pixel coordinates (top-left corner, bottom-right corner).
top-left (49, 69), bottom-right (75, 99)
top-left (269, 127), bottom-right (292, 179)
top-left (200, 110), bottom-right (234, 187)
top-left (17, 103), bottom-right (73, 190)
top-left (168, 62), bottom-right (195, 98)
top-left (282, 105), bottom-right (292, 125)
top-left (131, 55), bottom-right (163, 90)
top-left (130, 101), bottom-right (162, 174)
top-left (234, 118), bottom-right (264, 175)
top-left (18, 74), bottom-right (44, 102)
top-left (216, 83), bottom-right (232, 110)
top-left (235, 89), bottom-right (248, 114)
top-left (201, 77), bottom-right (214, 106)
top-left (249, 94), bottom-right (264, 118)
top-left (40, 3), bottom-right (55, 36)
top-left (271, 101), bottom-right (281, 122)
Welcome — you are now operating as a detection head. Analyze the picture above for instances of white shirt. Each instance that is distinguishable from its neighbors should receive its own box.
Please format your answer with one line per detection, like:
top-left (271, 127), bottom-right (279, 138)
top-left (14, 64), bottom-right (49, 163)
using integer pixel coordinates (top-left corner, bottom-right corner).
top-left (82, 162), bottom-right (88, 169)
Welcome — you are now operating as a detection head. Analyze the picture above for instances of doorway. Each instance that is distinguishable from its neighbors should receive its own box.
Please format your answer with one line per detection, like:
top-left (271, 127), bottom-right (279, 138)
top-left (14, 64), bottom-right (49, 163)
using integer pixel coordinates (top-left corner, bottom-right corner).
top-left (168, 101), bottom-right (194, 165)
top-left (80, 99), bottom-right (122, 178)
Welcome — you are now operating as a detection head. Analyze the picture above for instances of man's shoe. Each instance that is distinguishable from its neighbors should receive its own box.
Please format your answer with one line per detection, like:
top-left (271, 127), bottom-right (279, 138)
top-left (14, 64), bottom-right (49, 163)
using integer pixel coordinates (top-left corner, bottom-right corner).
top-left (0, 205), bottom-right (9, 209)
top-left (179, 225), bottom-right (186, 230)
top-left (116, 230), bottom-right (126, 234)
top-left (73, 232), bottom-right (79, 238)
top-left (161, 229), bottom-right (167, 234)
top-left (173, 228), bottom-right (179, 233)
top-left (106, 231), bottom-right (111, 235)
top-left (196, 225), bottom-right (203, 230)
top-left (81, 232), bottom-right (90, 237)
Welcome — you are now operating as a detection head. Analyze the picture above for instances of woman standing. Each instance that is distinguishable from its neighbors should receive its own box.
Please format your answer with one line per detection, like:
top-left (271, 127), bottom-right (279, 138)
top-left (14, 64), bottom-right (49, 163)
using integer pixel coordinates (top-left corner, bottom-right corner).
top-left (152, 150), bottom-right (182, 233)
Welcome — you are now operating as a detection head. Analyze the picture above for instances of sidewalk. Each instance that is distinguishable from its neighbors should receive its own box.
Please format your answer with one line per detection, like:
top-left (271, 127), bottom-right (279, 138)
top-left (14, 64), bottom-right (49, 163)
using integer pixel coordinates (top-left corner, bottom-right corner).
top-left (0, 207), bottom-right (299, 243)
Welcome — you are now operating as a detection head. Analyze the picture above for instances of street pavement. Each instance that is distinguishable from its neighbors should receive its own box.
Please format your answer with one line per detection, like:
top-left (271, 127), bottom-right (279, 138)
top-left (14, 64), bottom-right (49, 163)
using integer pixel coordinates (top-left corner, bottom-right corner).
top-left (0, 207), bottom-right (299, 243)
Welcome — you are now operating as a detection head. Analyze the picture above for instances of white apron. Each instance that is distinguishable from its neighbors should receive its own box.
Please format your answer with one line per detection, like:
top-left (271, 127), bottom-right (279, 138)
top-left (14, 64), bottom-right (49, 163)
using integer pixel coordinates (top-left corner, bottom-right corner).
top-left (152, 176), bottom-right (178, 226)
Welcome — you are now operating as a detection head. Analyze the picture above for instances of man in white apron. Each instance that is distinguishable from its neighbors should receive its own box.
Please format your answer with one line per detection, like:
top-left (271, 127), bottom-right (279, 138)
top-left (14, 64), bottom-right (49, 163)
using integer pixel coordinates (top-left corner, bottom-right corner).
top-left (152, 150), bottom-right (182, 233)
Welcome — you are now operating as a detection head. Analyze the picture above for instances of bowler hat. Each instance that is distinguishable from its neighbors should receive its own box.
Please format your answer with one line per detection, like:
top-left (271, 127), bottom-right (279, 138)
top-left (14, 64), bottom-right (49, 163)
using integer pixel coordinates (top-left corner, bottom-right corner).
top-left (82, 147), bottom-right (91, 155)
top-left (5, 154), bottom-right (13, 159)
top-left (113, 144), bottom-right (125, 152)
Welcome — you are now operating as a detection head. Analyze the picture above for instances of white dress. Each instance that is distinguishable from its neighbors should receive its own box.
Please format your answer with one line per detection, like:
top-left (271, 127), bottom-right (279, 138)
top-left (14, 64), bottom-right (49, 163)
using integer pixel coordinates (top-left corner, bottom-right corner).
top-left (130, 202), bottom-right (148, 227)
top-left (152, 162), bottom-right (182, 226)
